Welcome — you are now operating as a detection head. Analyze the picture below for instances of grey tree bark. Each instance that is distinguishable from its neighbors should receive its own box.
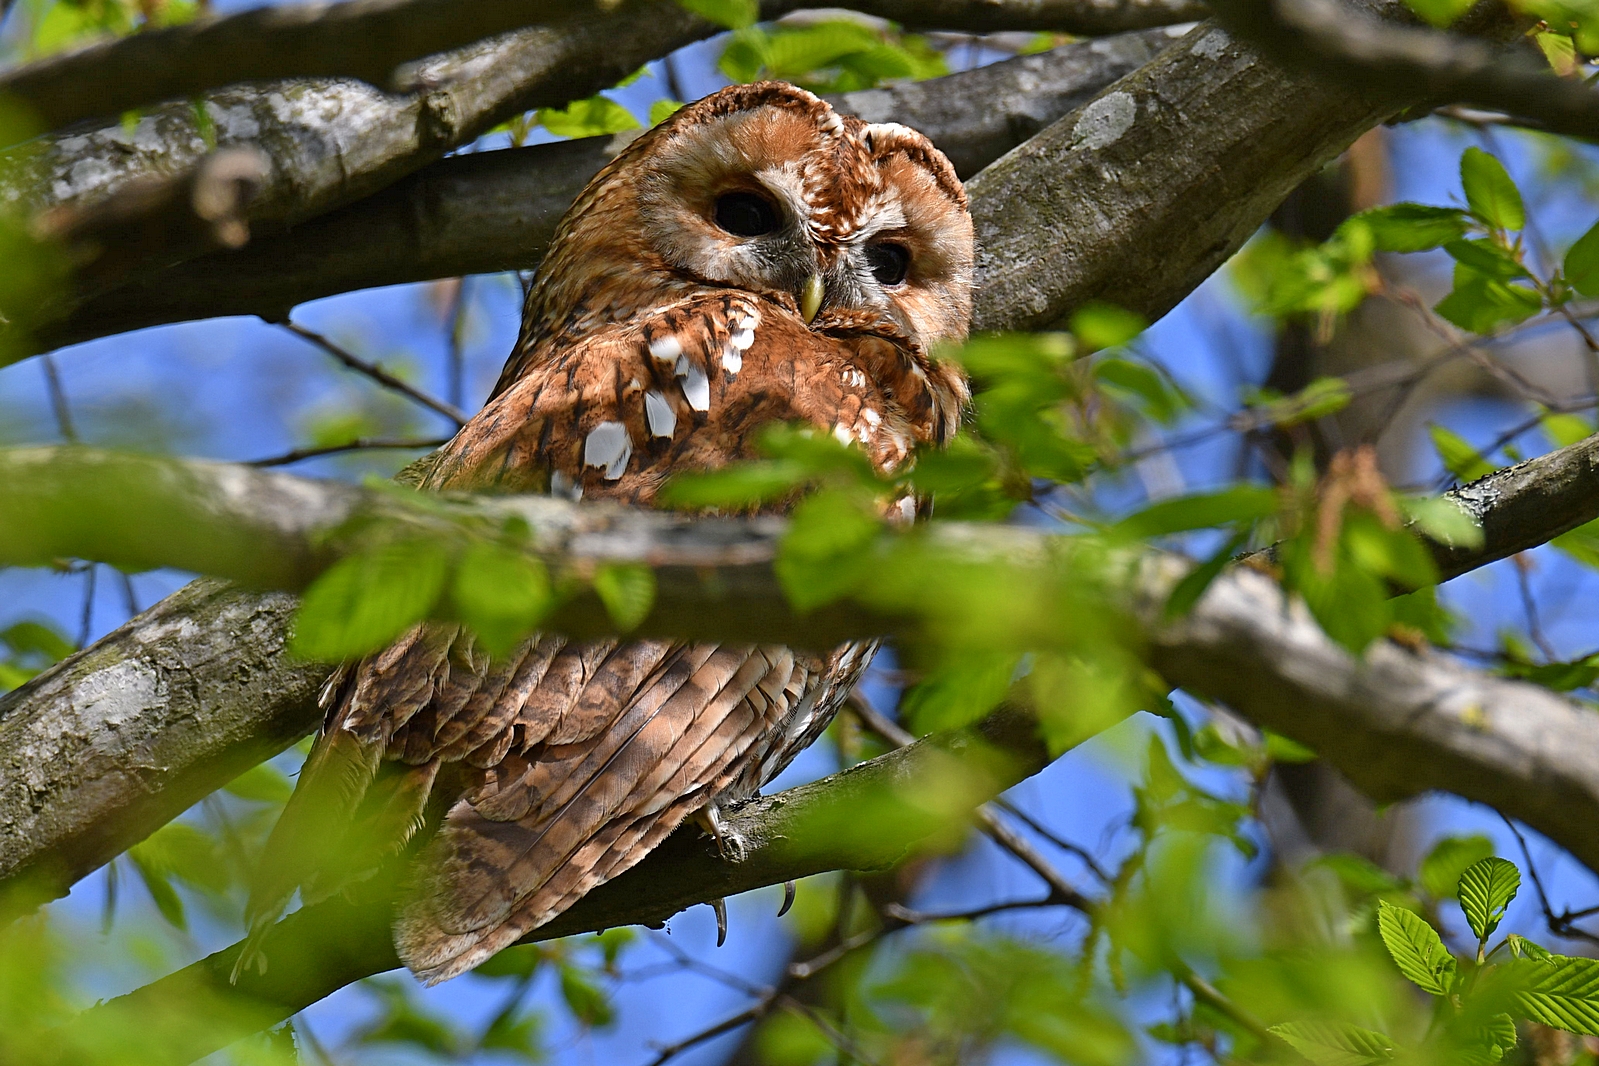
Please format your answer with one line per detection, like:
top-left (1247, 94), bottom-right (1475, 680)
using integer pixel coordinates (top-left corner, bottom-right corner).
top-left (4, 434), bottom-right (1599, 897)
top-left (25, 27), bottom-right (1186, 354)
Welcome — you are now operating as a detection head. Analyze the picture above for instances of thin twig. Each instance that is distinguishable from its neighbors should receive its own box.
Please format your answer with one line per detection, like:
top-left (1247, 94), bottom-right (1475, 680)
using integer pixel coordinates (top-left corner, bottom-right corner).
top-left (246, 438), bottom-right (449, 467)
top-left (992, 798), bottom-right (1112, 884)
top-left (281, 321), bottom-right (467, 427)
top-left (77, 564), bottom-right (96, 649)
top-left (1501, 813), bottom-right (1599, 947)
top-left (41, 353), bottom-right (78, 443)
top-left (1513, 554), bottom-right (1558, 661)
top-left (444, 276), bottom-right (470, 412)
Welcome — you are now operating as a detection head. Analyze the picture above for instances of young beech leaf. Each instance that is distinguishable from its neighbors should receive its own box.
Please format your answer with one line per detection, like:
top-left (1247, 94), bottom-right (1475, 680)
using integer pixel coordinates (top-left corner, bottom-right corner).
top-left (1428, 423), bottom-right (1496, 483)
top-left (677, 0), bottom-right (758, 28)
top-left (452, 541), bottom-right (552, 655)
top-left (592, 564), bottom-right (655, 632)
top-left (1418, 834), bottom-right (1494, 900)
top-left (1268, 1020), bottom-right (1395, 1065)
top-left (1511, 955), bottom-right (1599, 1036)
top-left (1564, 218), bottom-right (1599, 298)
top-left (1069, 301), bottom-right (1147, 351)
top-left (1402, 0), bottom-right (1474, 27)
top-left (1111, 485), bottom-right (1277, 539)
top-left (1354, 203), bottom-right (1469, 253)
top-left (1376, 900), bottom-right (1457, 995)
top-left (292, 538), bottom-right (450, 661)
top-left (1460, 147), bottom-right (1525, 232)
top-left (1458, 856), bottom-right (1520, 940)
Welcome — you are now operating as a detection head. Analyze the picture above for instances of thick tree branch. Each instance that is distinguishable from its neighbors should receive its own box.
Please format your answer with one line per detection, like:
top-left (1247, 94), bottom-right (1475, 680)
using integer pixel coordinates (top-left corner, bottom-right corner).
top-left (0, 0), bottom-right (1208, 136)
top-left (28, 5), bottom-right (1415, 353)
top-left (19, 27), bottom-right (1184, 356)
top-left (1205, 0), bottom-right (1599, 139)
top-left (3, 434), bottom-right (1599, 903)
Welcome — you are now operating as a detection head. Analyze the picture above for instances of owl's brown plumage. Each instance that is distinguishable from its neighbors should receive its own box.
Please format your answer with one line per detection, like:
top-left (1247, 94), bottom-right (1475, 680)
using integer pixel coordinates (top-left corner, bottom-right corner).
top-left (245, 82), bottom-right (975, 985)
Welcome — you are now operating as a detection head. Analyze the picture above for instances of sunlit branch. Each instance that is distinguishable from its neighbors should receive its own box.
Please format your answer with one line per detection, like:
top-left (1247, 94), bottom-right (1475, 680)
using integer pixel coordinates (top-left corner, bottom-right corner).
top-left (0, 0), bottom-right (1208, 136)
top-left (280, 321), bottom-right (468, 428)
top-left (7, 432), bottom-right (1599, 903)
top-left (21, 27), bottom-right (1178, 357)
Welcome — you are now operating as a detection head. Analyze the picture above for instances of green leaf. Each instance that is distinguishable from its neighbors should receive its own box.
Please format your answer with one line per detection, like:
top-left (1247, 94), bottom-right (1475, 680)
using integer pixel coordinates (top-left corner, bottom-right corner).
top-left (1543, 411), bottom-right (1594, 448)
top-left (1502, 653), bottom-right (1599, 692)
top-left (0, 620), bottom-right (73, 663)
top-left (1402, 0), bottom-right (1475, 25)
top-left (1354, 203), bottom-right (1470, 253)
top-left (291, 538), bottom-right (450, 661)
top-left (452, 541), bottom-right (552, 654)
top-left (658, 460), bottom-right (809, 509)
top-left (648, 99), bottom-right (684, 126)
top-left (1434, 266), bottom-right (1543, 334)
top-left (1164, 530), bottom-right (1248, 619)
top-left (1418, 834), bottom-right (1495, 900)
top-left (1460, 147), bottom-right (1525, 231)
top-left (559, 963), bottom-right (615, 1027)
top-left (1403, 495), bottom-right (1485, 550)
top-left (1512, 955), bottom-right (1599, 1036)
top-left (1428, 424), bottom-right (1496, 483)
top-left (224, 762), bottom-right (294, 804)
top-left (1070, 302), bottom-right (1147, 351)
top-left (1536, 29), bottom-right (1580, 75)
top-left (899, 652), bottom-right (1021, 734)
top-left (592, 564), bottom-right (655, 631)
top-left (1458, 856), bottom-right (1520, 940)
top-left (127, 852), bottom-right (186, 930)
top-left (1444, 239), bottom-right (1530, 281)
top-left (478, 1008), bottom-right (542, 1056)
top-left (774, 489), bottom-right (880, 611)
top-left (1112, 485), bottom-right (1278, 539)
top-left (677, 0), bottom-right (758, 28)
top-left (1564, 218), bottom-right (1599, 298)
top-left (1376, 900), bottom-right (1457, 995)
top-left (537, 96), bottom-right (640, 139)
top-left (1095, 357), bottom-right (1186, 423)
top-left (1507, 933), bottom-right (1554, 961)
top-left (1269, 1020), bottom-right (1395, 1065)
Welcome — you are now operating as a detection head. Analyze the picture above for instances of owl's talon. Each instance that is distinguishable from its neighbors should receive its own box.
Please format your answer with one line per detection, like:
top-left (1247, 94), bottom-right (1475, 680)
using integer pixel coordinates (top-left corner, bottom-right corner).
top-left (710, 897), bottom-right (728, 947)
top-left (778, 881), bottom-right (796, 918)
top-left (693, 803), bottom-right (747, 863)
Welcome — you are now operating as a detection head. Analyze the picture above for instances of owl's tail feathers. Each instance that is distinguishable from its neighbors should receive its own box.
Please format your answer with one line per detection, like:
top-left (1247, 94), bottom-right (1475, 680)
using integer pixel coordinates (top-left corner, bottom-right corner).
top-left (233, 728), bottom-right (386, 983)
top-left (393, 797), bottom-right (702, 985)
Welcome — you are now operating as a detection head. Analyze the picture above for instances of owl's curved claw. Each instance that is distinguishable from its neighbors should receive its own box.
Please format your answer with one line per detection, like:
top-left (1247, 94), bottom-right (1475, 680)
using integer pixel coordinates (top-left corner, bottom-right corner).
top-left (778, 880), bottom-right (796, 918)
top-left (710, 897), bottom-right (728, 947)
top-left (693, 803), bottom-right (747, 863)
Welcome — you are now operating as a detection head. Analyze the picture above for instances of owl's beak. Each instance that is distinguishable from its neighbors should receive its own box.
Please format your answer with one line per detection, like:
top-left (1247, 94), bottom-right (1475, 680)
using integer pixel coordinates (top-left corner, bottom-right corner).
top-left (799, 274), bottom-right (824, 324)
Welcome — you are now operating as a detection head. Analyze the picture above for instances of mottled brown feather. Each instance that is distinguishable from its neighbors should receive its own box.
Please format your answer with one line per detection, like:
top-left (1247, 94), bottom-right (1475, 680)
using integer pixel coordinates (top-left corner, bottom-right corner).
top-left (245, 81), bottom-right (973, 986)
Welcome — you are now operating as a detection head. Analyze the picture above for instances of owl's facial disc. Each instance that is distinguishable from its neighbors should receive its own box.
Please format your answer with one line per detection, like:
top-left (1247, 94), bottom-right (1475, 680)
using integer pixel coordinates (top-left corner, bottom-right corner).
top-left (623, 86), bottom-right (972, 349)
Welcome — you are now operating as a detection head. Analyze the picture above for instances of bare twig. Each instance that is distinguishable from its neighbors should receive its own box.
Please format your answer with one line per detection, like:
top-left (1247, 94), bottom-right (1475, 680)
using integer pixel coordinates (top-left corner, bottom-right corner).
top-left (247, 438), bottom-right (451, 468)
top-left (39, 354), bottom-right (77, 444)
top-left (1500, 813), bottom-right (1599, 947)
top-left (280, 321), bottom-right (467, 427)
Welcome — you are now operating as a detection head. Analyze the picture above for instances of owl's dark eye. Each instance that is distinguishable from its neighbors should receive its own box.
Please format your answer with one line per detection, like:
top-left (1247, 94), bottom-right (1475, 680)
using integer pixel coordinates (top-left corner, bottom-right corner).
top-left (865, 242), bottom-right (911, 286)
top-left (713, 192), bottom-right (780, 237)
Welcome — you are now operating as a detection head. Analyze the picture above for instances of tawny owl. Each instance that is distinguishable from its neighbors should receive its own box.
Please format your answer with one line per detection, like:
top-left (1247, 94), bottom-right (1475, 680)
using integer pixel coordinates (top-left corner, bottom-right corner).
top-left (245, 82), bottom-right (975, 985)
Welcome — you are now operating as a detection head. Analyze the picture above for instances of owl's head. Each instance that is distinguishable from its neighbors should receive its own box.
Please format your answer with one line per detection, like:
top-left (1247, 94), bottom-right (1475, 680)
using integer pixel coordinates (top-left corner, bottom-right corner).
top-left (526, 82), bottom-right (974, 357)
